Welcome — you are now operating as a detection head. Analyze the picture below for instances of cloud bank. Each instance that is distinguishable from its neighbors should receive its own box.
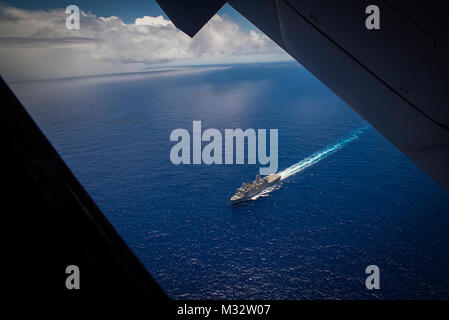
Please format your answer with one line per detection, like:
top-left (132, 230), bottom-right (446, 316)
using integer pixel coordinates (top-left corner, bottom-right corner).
top-left (0, 3), bottom-right (290, 81)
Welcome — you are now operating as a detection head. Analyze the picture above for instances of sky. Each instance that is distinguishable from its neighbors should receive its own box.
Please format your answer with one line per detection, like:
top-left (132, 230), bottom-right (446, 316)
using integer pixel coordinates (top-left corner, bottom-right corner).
top-left (0, 0), bottom-right (291, 81)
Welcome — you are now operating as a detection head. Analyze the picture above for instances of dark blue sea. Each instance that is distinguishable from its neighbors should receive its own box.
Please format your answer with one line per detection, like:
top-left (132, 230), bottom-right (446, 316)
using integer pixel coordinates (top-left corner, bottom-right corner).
top-left (11, 62), bottom-right (449, 299)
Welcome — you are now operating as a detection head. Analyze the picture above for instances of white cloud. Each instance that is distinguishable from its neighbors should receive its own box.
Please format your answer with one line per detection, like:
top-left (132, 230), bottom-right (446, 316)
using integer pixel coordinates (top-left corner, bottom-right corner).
top-left (134, 15), bottom-right (174, 27)
top-left (0, 3), bottom-right (290, 81)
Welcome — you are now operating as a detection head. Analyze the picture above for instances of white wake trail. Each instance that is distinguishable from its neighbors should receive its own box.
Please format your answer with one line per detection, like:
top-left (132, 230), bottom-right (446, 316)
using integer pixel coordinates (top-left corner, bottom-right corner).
top-left (278, 126), bottom-right (369, 180)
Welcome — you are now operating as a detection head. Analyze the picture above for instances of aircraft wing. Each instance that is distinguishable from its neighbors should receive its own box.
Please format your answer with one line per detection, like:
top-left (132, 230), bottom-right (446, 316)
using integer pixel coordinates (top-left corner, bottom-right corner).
top-left (156, 0), bottom-right (449, 192)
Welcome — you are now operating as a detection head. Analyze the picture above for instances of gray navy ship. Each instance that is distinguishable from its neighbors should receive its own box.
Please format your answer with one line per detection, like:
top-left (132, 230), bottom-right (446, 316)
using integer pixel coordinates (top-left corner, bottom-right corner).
top-left (231, 174), bottom-right (281, 205)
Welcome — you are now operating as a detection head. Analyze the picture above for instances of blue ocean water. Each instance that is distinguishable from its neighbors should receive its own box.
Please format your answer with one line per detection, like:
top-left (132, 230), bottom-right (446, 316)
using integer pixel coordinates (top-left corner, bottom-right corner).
top-left (11, 62), bottom-right (449, 299)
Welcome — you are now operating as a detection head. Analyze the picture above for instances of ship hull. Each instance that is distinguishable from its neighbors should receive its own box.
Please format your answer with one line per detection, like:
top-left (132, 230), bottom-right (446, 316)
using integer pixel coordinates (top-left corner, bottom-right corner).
top-left (231, 175), bottom-right (280, 205)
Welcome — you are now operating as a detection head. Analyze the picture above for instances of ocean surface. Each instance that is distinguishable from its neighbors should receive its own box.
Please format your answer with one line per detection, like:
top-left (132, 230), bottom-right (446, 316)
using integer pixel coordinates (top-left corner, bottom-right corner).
top-left (11, 62), bottom-right (449, 299)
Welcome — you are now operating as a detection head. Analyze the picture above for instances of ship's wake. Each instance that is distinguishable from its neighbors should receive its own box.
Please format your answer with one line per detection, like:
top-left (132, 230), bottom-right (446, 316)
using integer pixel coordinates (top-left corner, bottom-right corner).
top-left (244, 125), bottom-right (369, 203)
top-left (278, 125), bottom-right (369, 181)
